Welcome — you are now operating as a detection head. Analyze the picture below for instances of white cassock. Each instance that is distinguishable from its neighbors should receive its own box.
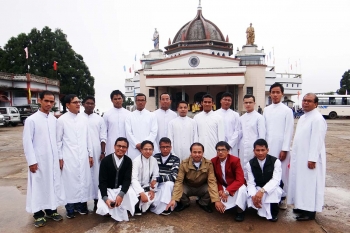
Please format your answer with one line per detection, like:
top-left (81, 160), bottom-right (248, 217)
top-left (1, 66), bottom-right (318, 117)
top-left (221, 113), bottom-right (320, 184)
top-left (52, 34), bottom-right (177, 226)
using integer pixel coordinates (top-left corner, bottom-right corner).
top-left (151, 181), bottom-right (174, 214)
top-left (125, 109), bottom-right (158, 160)
top-left (23, 111), bottom-right (66, 213)
top-left (82, 112), bottom-right (107, 200)
top-left (168, 116), bottom-right (198, 161)
top-left (154, 109), bottom-right (177, 153)
top-left (194, 110), bottom-right (225, 159)
top-left (238, 110), bottom-right (266, 176)
top-left (131, 155), bottom-right (159, 212)
top-left (57, 111), bottom-right (94, 203)
top-left (246, 159), bottom-right (283, 220)
top-left (96, 188), bottom-right (138, 221)
top-left (288, 109), bottom-right (327, 212)
top-left (216, 108), bottom-right (240, 156)
top-left (103, 107), bottom-right (130, 155)
top-left (263, 102), bottom-right (294, 195)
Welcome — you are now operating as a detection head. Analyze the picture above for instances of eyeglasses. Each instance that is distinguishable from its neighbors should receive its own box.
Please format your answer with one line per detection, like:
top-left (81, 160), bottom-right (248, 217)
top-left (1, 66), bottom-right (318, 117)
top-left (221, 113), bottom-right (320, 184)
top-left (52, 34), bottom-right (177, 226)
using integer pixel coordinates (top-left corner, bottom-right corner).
top-left (302, 99), bottom-right (314, 103)
top-left (142, 148), bottom-right (153, 151)
top-left (160, 146), bottom-right (171, 149)
top-left (217, 149), bottom-right (227, 152)
top-left (70, 101), bottom-right (81, 105)
top-left (115, 145), bottom-right (128, 149)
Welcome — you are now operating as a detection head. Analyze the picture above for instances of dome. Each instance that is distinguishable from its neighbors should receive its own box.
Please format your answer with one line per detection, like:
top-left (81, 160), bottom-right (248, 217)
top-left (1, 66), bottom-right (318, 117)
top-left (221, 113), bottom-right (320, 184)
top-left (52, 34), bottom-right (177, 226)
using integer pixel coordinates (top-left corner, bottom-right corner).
top-left (173, 8), bottom-right (225, 43)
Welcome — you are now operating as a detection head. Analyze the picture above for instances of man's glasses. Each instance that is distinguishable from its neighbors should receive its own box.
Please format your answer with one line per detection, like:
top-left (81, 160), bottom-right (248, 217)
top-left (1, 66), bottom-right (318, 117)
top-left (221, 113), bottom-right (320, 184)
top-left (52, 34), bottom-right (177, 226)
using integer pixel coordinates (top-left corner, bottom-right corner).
top-left (116, 145), bottom-right (128, 150)
top-left (160, 146), bottom-right (171, 149)
top-left (217, 149), bottom-right (227, 152)
top-left (70, 101), bottom-right (81, 105)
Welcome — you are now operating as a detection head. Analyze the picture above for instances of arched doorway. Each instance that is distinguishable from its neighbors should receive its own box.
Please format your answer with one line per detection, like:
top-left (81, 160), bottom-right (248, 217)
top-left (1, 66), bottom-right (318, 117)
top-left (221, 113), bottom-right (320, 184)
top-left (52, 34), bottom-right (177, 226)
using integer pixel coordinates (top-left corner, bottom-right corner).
top-left (193, 92), bottom-right (207, 103)
top-left (171, 92), bottom-right (189, 111)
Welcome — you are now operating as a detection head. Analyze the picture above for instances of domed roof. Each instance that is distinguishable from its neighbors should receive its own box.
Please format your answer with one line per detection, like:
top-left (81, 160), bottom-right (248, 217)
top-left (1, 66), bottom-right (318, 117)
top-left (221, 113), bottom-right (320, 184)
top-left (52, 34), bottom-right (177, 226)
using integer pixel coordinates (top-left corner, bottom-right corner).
top-left (172, 7), bottom-right (225, 43)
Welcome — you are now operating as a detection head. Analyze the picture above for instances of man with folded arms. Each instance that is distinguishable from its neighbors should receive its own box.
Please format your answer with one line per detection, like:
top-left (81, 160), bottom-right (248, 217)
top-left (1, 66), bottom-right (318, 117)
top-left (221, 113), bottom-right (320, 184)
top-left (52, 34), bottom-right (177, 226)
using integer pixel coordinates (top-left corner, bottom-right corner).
top-left (211, 141), bottom-right (247, 221)
top-left (96, 137), bottom-right (138, 221)
top-left (166, 143), bottom-right (225, 213)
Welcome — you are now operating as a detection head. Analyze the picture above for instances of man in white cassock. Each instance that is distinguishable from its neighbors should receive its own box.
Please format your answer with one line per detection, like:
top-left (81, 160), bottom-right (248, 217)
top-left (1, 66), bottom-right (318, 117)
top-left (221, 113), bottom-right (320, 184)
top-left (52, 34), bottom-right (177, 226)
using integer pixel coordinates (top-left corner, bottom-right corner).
top-left (96, 137), bottom-right (138, 221)
top-left (82, 96), bottom-right (107, 208)
top-left (131, 141), bottom-right (159, 215)
top-left (168, 100), bottom-right (198, 161)
top-left (57, 94), bottom-right (94, 219)
top-left (103, 90), bottom-right (130, 155)
top-left (23, 91), bottom-right (65, 228)
top-left (246, 139), bottom-right (283, 222)
top-left (238, 94), bottom-right (266, 176)
top-left (125, 93), bottom-right (158, 160)
top-left (211, 141), bottom-right (247, 222)
top-left (263, 83), bottom-right (294, 209)
top-left (216, 92), bottom-right (240, 156)
top-left (288, 93), bottom-right (327, 221)
top-left (151, 137), bottom-right (180, 215)
top-left (194, 94), bottom-right (224, 159)
top-left (153, 93), bottom-right (177, 153)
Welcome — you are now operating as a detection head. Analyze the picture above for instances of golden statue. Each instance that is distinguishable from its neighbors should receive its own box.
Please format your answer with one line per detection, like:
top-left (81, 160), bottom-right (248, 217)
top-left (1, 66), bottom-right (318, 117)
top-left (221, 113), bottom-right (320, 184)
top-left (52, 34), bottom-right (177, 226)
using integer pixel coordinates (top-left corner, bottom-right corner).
top-left (246, 23), bottom-right (255, 45)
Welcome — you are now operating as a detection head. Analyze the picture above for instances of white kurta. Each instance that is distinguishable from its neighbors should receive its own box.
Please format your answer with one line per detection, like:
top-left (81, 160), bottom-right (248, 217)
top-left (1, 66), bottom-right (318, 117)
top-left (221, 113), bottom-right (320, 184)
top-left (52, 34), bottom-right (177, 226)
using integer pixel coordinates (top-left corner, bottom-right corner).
top-left (216, 108), bottom-right (240, 156)
top-left (103, 107), bottom-right (130, 155)
top-left (168, 116), bottom-right (198, 161)
top-left (23, 111), bottom-right (65, 213)
top-left (194, 110), bottom-right (225, 159)
top-left (263, 102), bottom-right (294, 195)
top-left (154, 109), bottom-right (177, 153)
top-left (288, 109), bottom-right (327, 212)
top-left (57, 111), bottom-right (94, 203)
top-left (246, 159), bottom-right (283, 220)
top-left (238, 111), bottom-right (266, 174)
top-left (82, 112), bottom-right (107, 200)
top-left (125, 109), bottom-right (158, 160)
top-left (151, 181), bottom-right (174, 214)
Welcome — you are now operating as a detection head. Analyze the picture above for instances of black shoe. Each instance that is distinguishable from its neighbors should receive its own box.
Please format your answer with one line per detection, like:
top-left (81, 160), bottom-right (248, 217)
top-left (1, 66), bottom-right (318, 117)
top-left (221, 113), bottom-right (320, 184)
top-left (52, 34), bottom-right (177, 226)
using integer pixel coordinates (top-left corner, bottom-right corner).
top-left (269, 216), bottom-right (278, 222)
top-left (174, 202), bottom-right (189, 212)
top-left (293, 208), bottom-right (304, 214)
top-left (66, 212), bottom-right (76, 219)
top-left (199, 204), bottom-right (213, 213)
top-left (235, 212), bottom-right (245, 222)
top-left (134, 205), bottom-right (142, 216)
top-left (161, 209), bottom-right (171, 216)
top-left (296, 214), bottom-right (315, 221)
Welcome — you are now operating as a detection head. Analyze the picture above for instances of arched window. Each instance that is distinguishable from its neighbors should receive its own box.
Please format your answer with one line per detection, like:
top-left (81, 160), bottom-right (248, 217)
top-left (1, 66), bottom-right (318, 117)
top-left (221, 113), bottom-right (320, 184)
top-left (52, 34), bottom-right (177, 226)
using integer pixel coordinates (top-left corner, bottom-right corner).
top-left (222, 53), bottom-right (225, 57)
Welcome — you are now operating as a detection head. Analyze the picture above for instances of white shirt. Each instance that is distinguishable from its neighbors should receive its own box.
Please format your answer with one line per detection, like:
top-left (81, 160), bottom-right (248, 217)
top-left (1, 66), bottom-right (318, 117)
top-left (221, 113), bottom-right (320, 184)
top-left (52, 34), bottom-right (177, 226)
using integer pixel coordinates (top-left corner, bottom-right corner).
top-left (113, 153), bottom-right (124, 167)
top-left (161, 153), bottom-right (170, 164)
top-left (168, 116), bottom-right (198, 161)
top-left (154, 109), bottom-right (177, 153)
top-left (220, 158), bottom-right (227, 183)
top-left (258, 158), bottom-right (266, 170)
top-left (131, 155), bottom-right (159, 194)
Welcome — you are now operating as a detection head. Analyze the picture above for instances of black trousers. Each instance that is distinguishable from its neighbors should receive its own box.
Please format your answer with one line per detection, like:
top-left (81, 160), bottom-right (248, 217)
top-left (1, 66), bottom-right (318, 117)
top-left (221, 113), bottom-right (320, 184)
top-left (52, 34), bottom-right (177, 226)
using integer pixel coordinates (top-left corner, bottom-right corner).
top-left (270, 203), bottom-right (279, 217)
top-left (33, 209), bottom-right (57, 219)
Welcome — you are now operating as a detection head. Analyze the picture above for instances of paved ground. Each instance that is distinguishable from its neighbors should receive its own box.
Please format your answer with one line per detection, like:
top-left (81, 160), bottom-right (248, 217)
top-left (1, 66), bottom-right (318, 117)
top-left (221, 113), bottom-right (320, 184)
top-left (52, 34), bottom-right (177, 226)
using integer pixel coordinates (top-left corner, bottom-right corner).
top-left (0, 119), bottom-right (349, 233)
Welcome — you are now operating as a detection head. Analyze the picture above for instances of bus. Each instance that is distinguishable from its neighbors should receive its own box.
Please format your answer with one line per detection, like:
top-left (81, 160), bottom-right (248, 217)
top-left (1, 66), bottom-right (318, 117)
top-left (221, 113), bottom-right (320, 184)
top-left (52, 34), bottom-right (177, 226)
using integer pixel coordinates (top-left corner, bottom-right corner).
top-left (317, 95), bottom-right (350, 119)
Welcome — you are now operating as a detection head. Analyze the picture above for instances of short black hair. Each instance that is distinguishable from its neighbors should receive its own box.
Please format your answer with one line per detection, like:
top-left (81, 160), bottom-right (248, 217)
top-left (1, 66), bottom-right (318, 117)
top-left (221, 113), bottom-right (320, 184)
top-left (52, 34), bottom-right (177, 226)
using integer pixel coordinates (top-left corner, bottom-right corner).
top-left (215, 141), bottom-right (232, 151)
top-left (221, 92), bottom-right (233, 100)
top-left (141, 140), bottom-right (154, 149)
top-left (39, 91), bottom-right (55, 100)
top-left (136, 93), bottom-right (147, 101)
top-left (159, 137), bottom-right (171, 145)
top-left (202, 94), bottom-right (214, 102)
top-left (190, 142), bottom-right (204, 152)
top-left (253, 139), bottom-right (268, 149)
top-left (269, 82), bottom-right (284, 94)
top-left (64, 94), bottom-right (78, 104)
top-left (82, 95), bottom-right (95, 104)
top-left (243, 94), bottom-right (255, 102)
top-left (159, 93), bottom-right (171, 100)
top-left (114, 137), bottom-right (129, 148)
top-left (177, 100), bottom-right (188, 108)
top-left (305, 93), bottom-right (318, 104)
top-left (110, 90), bottom-right (125, 101)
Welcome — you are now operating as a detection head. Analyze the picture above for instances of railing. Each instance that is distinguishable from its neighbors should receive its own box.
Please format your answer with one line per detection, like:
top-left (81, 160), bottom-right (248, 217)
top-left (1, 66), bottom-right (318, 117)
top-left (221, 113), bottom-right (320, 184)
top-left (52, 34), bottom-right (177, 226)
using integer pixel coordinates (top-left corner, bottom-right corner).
top-left (0, 72), bottom-right (59, 86)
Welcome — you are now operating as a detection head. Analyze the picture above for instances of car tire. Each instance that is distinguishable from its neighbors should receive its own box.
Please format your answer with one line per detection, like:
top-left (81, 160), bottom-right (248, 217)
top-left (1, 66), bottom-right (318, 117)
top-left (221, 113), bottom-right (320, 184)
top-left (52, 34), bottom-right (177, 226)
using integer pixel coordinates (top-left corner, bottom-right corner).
top-left (11, 122), bottom-right (18, 127)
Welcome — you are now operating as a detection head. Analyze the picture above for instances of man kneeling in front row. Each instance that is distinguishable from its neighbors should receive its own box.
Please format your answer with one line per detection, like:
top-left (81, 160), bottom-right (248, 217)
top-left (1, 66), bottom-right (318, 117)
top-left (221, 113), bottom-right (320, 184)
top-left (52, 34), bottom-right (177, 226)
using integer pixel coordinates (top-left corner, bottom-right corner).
top-left (96, 137), bottom-right (138, 221)
top-left (212, 141), bottom-right (248, 221)
top-left (246, 139), bottom-right (284, 222)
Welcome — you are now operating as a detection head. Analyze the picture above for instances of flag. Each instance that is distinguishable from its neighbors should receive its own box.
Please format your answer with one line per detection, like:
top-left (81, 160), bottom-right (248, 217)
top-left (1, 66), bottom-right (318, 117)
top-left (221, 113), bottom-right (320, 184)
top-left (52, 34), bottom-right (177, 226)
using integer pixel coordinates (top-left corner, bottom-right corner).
top-left (123, 65), bottom-right (126, 72)
top-left (129, 67), bottom-right (131, 73)
top-left (53, 61), bottom-right (58, 70)
top-left (24, 47), bottom-right (28, 59)
top-left (28, 88), bottom-right (31, 100)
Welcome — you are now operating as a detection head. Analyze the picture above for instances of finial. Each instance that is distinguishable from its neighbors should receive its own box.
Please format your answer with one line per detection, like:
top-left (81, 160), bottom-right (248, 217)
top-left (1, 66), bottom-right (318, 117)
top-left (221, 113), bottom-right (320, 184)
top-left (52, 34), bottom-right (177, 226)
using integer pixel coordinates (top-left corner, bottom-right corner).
top-left (198, 0), bottom-right (202, 10)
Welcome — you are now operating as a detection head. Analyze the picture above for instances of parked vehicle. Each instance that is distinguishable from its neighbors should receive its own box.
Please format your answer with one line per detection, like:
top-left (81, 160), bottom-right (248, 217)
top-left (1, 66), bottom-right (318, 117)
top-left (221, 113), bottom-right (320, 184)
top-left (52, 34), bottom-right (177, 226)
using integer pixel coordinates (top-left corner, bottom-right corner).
top-left (0, 107), bottom-right (21, 126)
top-left (0, 114), bottom-right (4, 126)
top-left (13, 104), bottom-right (39, 125)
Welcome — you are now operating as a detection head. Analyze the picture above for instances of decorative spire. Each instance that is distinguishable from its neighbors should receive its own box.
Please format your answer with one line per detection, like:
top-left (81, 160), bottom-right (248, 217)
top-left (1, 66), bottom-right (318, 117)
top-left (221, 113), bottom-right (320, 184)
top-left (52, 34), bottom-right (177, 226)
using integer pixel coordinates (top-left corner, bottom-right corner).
top-left (198, 0), bottom-right (202, 10)
top-left (226, 35), bottom-right (229, 42)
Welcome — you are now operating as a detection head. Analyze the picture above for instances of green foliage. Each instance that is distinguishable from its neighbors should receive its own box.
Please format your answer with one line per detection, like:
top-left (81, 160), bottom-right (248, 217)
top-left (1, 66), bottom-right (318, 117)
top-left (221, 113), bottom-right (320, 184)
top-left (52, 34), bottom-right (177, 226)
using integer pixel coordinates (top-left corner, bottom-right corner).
top-left (337, 70), bottom-right (350, 95)
top-left (0, 27), bottom-right (95, 99)
top-left (123, 97), bottom-right (134, 108)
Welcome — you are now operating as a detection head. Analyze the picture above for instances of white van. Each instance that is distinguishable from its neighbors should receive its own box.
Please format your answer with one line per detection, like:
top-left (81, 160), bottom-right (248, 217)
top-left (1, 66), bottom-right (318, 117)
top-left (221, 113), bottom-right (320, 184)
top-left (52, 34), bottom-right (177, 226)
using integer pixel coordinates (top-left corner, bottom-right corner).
top-left (0, 107), bottom-right (21, 126)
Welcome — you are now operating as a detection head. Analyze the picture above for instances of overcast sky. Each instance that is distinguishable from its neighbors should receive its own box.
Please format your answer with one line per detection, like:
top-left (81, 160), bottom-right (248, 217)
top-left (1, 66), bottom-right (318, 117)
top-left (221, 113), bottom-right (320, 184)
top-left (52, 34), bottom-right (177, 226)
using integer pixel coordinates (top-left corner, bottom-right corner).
top-left (1, 0), bottom-right (349, 112)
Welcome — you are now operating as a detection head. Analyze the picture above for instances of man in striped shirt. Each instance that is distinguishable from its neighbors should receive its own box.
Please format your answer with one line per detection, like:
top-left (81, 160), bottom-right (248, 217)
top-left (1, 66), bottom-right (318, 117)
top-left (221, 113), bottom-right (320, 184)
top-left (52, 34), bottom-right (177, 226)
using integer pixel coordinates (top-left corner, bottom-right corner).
top-left (151, 137), bottom-right (180, 215)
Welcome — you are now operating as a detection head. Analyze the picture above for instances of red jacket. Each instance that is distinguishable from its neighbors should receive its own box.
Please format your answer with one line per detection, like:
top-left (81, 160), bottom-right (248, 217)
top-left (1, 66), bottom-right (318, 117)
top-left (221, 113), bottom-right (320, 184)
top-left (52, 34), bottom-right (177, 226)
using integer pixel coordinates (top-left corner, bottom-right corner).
top-left (211, 154), bottom-right (245, 196)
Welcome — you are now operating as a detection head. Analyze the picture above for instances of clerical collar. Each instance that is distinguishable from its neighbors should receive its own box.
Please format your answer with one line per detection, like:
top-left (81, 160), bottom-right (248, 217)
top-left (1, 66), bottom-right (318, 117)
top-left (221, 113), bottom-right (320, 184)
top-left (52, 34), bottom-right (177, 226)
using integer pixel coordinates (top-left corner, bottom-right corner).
top-left (38, 109), bottom-right (49, 117)
top-left (204, 110), bottom-right (213, 114)
top-left (67, 109), bottom-right (78, 116)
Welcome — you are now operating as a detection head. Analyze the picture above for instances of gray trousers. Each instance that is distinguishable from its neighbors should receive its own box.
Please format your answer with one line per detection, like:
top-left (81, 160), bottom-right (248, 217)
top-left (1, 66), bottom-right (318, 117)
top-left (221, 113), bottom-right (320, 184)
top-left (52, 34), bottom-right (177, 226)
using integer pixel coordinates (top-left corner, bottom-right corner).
top-left (180, 184), bottom-right (211, 206)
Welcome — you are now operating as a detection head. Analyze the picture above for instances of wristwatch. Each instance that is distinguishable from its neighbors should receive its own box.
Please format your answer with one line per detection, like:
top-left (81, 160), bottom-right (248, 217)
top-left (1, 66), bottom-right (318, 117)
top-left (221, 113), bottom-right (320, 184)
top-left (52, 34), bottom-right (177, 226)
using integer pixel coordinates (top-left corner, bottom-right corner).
top-left (224, 190), bottom-right (230, 196)
top-left (101, 152), bottom-right (106, 155)
top-left (259, 188), bottom-right (265, 193)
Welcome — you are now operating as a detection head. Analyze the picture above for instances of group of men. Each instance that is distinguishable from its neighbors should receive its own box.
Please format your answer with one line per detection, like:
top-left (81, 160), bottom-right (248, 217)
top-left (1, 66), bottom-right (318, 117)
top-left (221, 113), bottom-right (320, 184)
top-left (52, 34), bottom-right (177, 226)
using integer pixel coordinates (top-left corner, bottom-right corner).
top-left (23, 82), bottom-right (327, 228)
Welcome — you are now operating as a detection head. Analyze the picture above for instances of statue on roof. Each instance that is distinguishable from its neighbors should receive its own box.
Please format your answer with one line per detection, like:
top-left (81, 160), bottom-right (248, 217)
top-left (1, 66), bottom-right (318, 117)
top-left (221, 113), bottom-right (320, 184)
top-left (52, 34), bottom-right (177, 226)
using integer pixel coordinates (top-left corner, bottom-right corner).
top-left (246, 23), bottom-right (255, 45)
top-left (152, 28), bottom-right (159, 49)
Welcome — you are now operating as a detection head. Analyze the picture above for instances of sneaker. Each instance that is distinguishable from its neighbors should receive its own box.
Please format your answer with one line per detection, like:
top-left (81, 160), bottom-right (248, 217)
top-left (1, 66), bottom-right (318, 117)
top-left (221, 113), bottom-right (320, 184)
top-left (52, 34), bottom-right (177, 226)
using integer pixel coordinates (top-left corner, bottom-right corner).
top-left (34, 217), bottom-right (46, 227)
top-left (279, 198), bottom-right (287, 210)
top-left (161, 209), bottom-right (171, 216)
top-left (66, 212), bottom-right (76, 219)
top-left (134, 205), bottom-right (142, 216)
top-left (46, 213), bottom-right (63, 221)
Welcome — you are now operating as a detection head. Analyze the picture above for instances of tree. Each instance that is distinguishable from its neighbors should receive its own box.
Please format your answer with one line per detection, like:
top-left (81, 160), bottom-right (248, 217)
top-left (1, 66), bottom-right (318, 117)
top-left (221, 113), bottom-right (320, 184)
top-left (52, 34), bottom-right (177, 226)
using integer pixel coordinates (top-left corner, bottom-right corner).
top-left (123, 97), bottom-right (134, 108)
top-left (337, 70), bottom-right (350, 95)
top-left (0, 26), bottom-right (95, 99)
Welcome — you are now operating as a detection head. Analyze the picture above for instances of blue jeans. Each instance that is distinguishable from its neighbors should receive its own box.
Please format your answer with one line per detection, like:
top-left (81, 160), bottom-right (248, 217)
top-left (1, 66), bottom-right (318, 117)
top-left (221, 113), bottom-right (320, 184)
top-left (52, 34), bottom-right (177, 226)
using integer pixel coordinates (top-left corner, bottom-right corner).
top-left (65, 202), bottom-right (87, 213)
top-left (33, 209), bottom-right (57, 219)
